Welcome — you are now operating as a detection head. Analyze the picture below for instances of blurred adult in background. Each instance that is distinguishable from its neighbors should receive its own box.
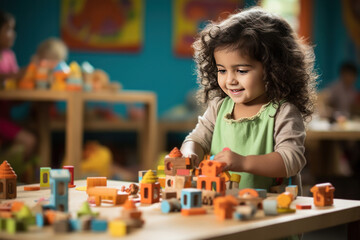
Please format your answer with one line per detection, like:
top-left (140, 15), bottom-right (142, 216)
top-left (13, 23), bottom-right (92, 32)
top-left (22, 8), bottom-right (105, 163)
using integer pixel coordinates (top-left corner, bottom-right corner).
top-left (321, 61), bottom-right (359, 122)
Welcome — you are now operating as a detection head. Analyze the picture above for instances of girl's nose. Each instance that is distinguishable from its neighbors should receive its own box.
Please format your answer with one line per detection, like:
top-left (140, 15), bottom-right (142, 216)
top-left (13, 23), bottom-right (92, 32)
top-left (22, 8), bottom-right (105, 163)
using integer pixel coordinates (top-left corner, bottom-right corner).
top-left (226, 72), bottom-right (238, 84)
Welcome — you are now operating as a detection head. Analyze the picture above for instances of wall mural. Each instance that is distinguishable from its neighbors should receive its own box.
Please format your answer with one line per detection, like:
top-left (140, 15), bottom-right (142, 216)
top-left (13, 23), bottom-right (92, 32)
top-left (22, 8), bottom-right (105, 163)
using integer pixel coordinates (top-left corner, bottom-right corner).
top-left (173, 0), bottom-right (243, 57)
top-left (61, 0), bottom-right (143, 52)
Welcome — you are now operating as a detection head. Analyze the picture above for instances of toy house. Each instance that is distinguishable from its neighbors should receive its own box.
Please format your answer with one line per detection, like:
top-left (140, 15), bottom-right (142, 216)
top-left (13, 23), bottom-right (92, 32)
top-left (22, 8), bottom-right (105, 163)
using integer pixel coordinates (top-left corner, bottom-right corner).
top-left (140, 170), bottom-right (161, 204)
top-left (40, 167), bottom-right (51, 188)
top-left (197, 160), bottom-right (226, 196)
top-left (0, 160), bottom-right (17, 199)
top-left (48, 169), bottom-right (70, 212)
top-left (310, 182), bottom-right (335, 207)
top-left (164, 147), bottom-right (192, 176)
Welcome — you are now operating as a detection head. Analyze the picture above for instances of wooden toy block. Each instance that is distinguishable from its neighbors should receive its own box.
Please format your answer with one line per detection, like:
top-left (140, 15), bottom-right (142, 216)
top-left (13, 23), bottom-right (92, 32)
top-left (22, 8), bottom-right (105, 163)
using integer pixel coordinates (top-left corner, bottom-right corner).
top-left (255, 189), bottom-right (267, 199)
top-left (138, 170), bottom-right (156, 183)
top-left (199, 160), bottom-right (226, 177)
top-left (214, 195), bottom-right (238, 220)
top-left (164, 157), bottom-right (189, 176)
top-left (109, 220), bottom-right (127, 237)
top-left (162, 189), bottom-right (177, 200)
top-left (220, 171), bottom-right (231, 182)
top-left (277, 192), bottom-right (294, 209)
top-left (239, 188), bottom-right (259, 198)
top-left (181, 188), bottom-right (202, 209)
top-left (263, 199), bottom-right (278, 216)
top-left (181, 208), bottom-right (206, 216)
top-left (197, 175), bottom-right (226, 196)
top-left (63, 165), bottom-right (76, 188)
top-left (87, 187), bottom-right (128, 206)
top-left (277, 208), bottom-right (296, 214)
top-left (53, 219), bottom-right (70, 233)
top-left (86, 177), bottom-right (107, 193)
top-left (140, 170), bottom-right (161, 204)
top-left (72, 215), bottom-right (92, 231)
top-left (91, 218), bottom-right (108, 232)
top-left (201, 190), bottom-right (219, 206)
top-left (121, 199), bottom-right (144, 228)
top-left (24, 186), bottom-right (40, 191)
top-left (230, 173), bottom-right (241, 189)
top-left (48, 169), bottom-right (70, 212)
top-left (158, 177), bottom-right (165, 188)
top-left (0, 160), bottom-right (17, 199)
top-left (11, 201), bottom-right (24, 212)
top-left (77, 201), bottom-right (99, 217)
top-left (296, 204), bottom-right (312, 210)
top-left (165, 175), bottom-right (192, 198)
top-left (234, 205), bottom-right (257, 220)
top-left (161, 198), bottom-right (182, 213)
top-left (40, 167), bottom-right (51, 188)
top-left (310, 182), bottom-right (335, 207)
top-left (286, 185), bottom-right (298, 199)
top-left (5, 218), bottom-right (18, 234)
top-left (176, 169), bottom-right (191, 176)
top-left (36, 213), bottom-right (45, 228)
top-left (44, 210), bottom-right (56, 225)
top-left (226, 188), bottom-right (240, 197)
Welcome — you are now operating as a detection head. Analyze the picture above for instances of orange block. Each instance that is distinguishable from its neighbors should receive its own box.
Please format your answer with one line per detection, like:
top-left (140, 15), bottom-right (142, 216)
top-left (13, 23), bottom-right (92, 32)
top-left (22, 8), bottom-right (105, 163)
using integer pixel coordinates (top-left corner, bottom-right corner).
top-left (24, 186), bottom-right (40, 191)
top-left (296, 204), bottom-right (312, 210)
top-left (181, 208), bottom-right (206, 216)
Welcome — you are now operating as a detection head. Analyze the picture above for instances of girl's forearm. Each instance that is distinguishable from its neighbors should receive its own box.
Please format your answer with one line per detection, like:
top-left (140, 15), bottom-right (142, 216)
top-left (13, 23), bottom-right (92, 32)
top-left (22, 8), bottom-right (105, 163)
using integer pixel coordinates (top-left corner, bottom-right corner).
top-left (240, 152), bottom-right (287, 178)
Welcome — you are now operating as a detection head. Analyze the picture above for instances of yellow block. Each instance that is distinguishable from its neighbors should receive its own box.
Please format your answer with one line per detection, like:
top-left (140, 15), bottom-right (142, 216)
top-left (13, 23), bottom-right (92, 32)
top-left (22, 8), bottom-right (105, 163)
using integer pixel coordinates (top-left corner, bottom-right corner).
top-left (109, 220), bottom-right (127, 237)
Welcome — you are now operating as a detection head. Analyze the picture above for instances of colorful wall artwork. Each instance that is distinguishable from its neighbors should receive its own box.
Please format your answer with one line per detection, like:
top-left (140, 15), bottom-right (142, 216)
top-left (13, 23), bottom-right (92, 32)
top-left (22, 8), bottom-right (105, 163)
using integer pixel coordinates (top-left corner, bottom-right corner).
top-left (61, 0), bottom-right (143, 52)
top-left (173, 0), bottom-right (244, 57)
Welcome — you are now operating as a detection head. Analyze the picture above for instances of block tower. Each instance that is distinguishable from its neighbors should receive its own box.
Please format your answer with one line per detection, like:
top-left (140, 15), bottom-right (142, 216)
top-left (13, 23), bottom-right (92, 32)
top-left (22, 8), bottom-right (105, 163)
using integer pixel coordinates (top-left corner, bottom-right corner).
top-left (140, 170), bottom-right (160, 204)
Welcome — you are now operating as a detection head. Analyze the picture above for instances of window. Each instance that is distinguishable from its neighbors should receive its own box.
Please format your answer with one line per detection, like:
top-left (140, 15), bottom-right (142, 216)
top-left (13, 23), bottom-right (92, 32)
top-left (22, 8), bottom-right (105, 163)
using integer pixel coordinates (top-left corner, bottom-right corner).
top-left (261, 0), bottom-right (300, 32)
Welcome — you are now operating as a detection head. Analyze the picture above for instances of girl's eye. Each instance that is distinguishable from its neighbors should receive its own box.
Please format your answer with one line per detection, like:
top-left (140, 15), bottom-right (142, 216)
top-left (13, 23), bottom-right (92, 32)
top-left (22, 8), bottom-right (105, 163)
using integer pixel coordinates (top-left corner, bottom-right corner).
top-left (217, 69), bottom-right (226, 74)
top-left (237, 70), bottom-right (248, 74)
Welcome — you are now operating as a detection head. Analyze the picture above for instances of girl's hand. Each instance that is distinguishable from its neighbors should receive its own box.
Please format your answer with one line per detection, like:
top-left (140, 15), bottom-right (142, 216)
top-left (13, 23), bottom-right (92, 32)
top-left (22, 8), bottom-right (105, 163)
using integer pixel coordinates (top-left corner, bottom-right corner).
top-left (213, 149), bottom-right (244, 172)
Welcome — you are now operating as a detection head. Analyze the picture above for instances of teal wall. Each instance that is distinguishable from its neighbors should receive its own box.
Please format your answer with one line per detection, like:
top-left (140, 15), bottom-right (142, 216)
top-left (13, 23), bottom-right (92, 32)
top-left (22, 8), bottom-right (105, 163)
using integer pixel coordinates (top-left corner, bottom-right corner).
top-left (313, 0), bottom-right (360, 89)
top-left (2, 0), bottom-right (359, 116)
top-left (1, 0), bottom-right (198, 116)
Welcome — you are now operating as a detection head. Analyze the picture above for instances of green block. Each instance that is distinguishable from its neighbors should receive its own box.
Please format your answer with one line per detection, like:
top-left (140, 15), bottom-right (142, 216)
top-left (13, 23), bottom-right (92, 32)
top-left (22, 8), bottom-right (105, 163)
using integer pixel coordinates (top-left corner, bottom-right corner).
top-left (6, 218), bottom-right (17, 234)
top-left (0, 218), bottom-right (5, 231)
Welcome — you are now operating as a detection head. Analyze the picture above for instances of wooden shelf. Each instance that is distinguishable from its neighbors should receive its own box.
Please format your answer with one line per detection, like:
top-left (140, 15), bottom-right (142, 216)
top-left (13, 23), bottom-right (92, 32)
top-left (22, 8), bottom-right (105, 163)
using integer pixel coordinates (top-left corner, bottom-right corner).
top-left (50, 119), bottom-right (144, 132)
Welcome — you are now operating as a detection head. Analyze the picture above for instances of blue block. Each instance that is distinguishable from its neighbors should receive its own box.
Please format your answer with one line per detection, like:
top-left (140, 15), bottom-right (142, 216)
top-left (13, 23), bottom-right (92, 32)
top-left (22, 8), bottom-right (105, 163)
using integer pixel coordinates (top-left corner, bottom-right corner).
top-left (36, 213), bottom-right (44, 228)
top-left (69, 219), bottom-right (81, 232)
top-left (255, 189), bottom-right (267, 198)
top-left (181, 188), bottom-right (202, 209)
top-left (91, 219), bottom-right (108, 232)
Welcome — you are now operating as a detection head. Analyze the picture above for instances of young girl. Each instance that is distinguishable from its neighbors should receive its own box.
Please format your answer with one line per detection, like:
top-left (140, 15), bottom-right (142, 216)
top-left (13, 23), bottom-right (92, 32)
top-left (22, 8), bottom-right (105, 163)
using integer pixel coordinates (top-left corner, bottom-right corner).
top-left (180, 7), bottom-right (317, 193)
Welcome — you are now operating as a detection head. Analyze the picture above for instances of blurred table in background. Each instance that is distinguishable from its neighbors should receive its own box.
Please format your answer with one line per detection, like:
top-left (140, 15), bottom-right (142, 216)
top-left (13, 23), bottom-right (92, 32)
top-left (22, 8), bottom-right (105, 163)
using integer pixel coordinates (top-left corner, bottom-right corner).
top-left (306, 119), bottom-right (360, 176)
top-left (0, 90), bottom-right (157, 179)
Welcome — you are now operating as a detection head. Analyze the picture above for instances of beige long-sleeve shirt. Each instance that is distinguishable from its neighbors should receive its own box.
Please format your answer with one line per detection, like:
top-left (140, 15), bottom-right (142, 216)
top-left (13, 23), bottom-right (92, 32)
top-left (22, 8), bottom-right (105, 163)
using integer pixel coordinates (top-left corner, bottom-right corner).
top-left (183, 97), bottom-right (307, 191)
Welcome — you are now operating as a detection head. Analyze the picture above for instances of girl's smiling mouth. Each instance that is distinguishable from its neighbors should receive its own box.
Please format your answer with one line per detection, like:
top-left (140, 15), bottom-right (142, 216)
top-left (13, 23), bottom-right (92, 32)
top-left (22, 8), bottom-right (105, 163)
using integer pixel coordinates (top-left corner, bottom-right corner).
top-left (229, 89), bottom-right (245, 94)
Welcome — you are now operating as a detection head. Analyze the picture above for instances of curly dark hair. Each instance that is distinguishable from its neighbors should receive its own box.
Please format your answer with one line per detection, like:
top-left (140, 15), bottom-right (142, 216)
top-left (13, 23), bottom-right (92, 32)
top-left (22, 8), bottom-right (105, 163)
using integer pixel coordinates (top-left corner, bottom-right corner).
top-left (192, 7), bottom-right (318, 121)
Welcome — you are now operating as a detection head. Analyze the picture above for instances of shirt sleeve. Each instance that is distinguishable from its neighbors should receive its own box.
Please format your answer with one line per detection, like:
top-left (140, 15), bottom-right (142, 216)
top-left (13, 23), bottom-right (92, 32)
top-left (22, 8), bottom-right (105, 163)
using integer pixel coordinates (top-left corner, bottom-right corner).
top-left (274, 103), bottom-right (306, 177)
top-left (183, 97), bottom-right (224, 154)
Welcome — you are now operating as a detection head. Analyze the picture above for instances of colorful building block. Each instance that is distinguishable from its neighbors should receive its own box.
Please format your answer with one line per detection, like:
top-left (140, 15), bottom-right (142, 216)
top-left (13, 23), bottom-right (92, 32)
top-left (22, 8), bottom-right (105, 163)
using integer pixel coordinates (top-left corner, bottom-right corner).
top-left (109, 220), bottom-right (127, 237)
top-left (310, 182), bottom-right (335, 207)
top-left (181, 188), bottom-right (202, 209)
top-left (140, 170), bottom-right (161, 204)
top-left (86, 177), bottom-right (107, 193)
top-left (91, 218), bottom-right (108, 232)
top-left (87, 187), bottom-right (128, 206)
top-left (40, 167), bottom-right (51, 188)
top-left (0, 160), bottom-right (17, 199)
top-left (213, 195), bottom-right (238, 220)
top-left (48, 169), bottom-right (70, 212)
top-left (63, 165), bottom-right (76, 188)
top-left (161, 198), bottom-right (181, 213)
top-left (263, 199), bottom-right (278, 216)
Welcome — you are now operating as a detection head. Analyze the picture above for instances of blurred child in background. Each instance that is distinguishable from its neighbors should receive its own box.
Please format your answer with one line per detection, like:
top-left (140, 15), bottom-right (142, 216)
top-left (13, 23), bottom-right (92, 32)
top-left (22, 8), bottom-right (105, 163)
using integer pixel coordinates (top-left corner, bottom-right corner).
top-left (0, 10), bottom-right (36, 165)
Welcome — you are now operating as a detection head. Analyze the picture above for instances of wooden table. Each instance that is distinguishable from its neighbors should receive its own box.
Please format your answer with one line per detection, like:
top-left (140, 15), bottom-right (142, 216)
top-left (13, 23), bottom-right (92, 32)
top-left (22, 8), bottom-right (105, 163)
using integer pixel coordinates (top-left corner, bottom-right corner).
top-left (0, 90), bottom-right (157, 178)
top-left (305, 123), bottom-right (360, 176)
top-left (2, 180), bottom-right (360, 239)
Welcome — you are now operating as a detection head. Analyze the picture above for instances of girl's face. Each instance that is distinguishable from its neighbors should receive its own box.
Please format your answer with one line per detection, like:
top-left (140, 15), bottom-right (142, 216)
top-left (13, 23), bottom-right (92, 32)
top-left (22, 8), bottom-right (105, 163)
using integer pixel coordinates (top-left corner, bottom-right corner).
top-left (0, 18), bottom-right (16, 50)
top-left (214, 47), bottom-right (267, 106)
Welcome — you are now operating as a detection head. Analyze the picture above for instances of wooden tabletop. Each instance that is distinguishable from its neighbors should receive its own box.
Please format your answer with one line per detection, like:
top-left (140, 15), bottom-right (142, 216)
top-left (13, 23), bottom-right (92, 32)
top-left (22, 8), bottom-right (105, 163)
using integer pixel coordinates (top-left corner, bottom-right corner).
top-left (2, 180), bottom-right (360, 239)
